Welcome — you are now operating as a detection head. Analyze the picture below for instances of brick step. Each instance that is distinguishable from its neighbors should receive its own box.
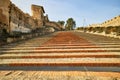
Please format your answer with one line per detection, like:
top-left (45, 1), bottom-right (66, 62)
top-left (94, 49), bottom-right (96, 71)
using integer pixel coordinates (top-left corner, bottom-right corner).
top-left (95, 42), bottom-right (120, 45)
top-left (42, 44), bottom-right (120, 47)
top-left (35, 48), bottom-right (120, 50)
top-left (37, 46), bottom-right (120, 49)
top-left (42, 44), bottom-right (94, 46)
top-left (0, 49), bottom-right (107, 53)
top-left (2, 44), bottom-right (120, 48)
top-left (0, 46), bottom-right (99, 50)
top-left (0, 54), bottom-right (119, 59)
top-left (1, 46), bottom-right (120, 50)
top-left (40, 44), bottom-right (120, 47)
top-left (1, 52), bottom-right (119, 57)
top-left (1, 63), bottom-right (120, 67)
top-left (0, 58), bottom-right (119, 64)
top-left (1, 48), bottom-right (120, 53)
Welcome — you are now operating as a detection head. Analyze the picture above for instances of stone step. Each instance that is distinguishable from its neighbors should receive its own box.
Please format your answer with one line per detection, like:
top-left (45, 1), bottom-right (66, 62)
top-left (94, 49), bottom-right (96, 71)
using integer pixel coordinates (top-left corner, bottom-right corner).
top-left (1, 52), bottom-right (120, 56)
top-left (95, 43), bottom-right (120, 45)
top-left (36, 46), bottom-right (120, 50)
top-left (1, 44), bottom-right (120, 47)
top-left (0, 49), bottom-right (107, 53)
top-left (0, 54), bottom-right (119, 59)
top-left (42, 44), bottom-right (93, 46)
top-left (0, 62), bottom-right (120, 67)
top-left (0, 31), bottom-right (120, 73)
top-left (1, 48), bottom-right (120, 51)
top-left (1, 46), bottom-right (120, 50)
top-left (0, 46), bottom-right (99, 50)
top-left (0, 58), bottom-right (119, 64)
top-left (1, 48), bottom-right (120, 53)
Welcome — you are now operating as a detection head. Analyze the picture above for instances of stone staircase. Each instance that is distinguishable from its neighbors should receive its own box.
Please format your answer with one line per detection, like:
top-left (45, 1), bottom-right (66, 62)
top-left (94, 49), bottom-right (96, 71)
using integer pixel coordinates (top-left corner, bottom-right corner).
top-left (0, 31), bottom-right (120, 71)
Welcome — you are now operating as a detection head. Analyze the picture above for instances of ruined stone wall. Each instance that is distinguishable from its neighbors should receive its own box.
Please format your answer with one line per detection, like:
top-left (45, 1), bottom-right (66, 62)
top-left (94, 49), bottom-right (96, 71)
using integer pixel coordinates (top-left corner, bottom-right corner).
top-left (9, 3), bottom-right (32, 34)
top-left (0, 0), bottom-right (62, 35)
top-left (44, 14), bottom-right (49, 22)
top-left (0, 0), bottom-right (10, 29)
top-left (31, 5), bottom-right (45, 27)
top-left (45, 21), bottom-right (62, 31)
top-left (0, 0), bottom-right (10, 43)
top-left (25, 14), bottom-right (35, 30)
top-left (0, 0), bottom-right (63, 45)
top-left (9, 3), bottom-right (19, 33)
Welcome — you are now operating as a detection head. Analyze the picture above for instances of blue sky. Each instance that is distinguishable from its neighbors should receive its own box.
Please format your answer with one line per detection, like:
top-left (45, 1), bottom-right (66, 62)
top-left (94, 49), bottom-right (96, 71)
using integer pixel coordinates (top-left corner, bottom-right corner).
top-left (11, 0), bottom-right (120, 27)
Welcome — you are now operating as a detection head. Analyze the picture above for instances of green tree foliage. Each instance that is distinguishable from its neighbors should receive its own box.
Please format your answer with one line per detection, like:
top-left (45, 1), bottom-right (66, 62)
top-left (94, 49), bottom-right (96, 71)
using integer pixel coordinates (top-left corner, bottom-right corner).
top-left (116, 26), bottom-right (120, 36)
top-left (65, 18), bottom-right (76, 30)
top-left (58, 20), bottom-right (65, 26)
top-left (76, 27), bottom-right (84, 30)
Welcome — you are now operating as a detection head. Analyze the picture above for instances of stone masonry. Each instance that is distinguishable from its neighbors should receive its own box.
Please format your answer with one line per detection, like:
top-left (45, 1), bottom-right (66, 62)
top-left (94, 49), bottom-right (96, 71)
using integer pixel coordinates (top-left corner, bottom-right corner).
top-left (88, 15), bottom-right (120, 27)
top-left (0, 0), bottom-right (62, 34)
top-left (0, 0), bottom-right (63, 44)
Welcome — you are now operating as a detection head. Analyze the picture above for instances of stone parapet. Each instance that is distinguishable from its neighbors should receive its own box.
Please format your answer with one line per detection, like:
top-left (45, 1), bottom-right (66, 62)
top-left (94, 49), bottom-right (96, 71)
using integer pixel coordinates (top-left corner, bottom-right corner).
top-left (101, 15), bottom-right (120, 27)
top-left (88, 15), bottom-right (120, 28)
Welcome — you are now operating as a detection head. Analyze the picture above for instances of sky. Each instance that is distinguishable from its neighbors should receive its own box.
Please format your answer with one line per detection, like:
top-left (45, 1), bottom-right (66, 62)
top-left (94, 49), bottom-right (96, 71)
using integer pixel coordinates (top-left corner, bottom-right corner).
top-left (11, 0), bottom-right (120, 27)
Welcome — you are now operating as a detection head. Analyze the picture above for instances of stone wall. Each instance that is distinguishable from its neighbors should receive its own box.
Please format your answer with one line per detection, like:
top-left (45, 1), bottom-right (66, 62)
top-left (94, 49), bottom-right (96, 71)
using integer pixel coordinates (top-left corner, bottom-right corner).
top-left (9, 3), bottom-right (32, 34)
top-left (0, 0), bottom-right (10, 45)
top-left (25, 14), bottom-right (35, 30)
top-left (31, 5), bottom-right (45, 27)
top-left (101, 15), bottom-right (120, 27)
top-left (88, 15), bottom-right (120, 28)
top-left (0, 0), bottom-right (63, 45)
top-left (78, 15), bottom-right (120, 39)
top-left (44, 14), bottom-right (49, 21)
top-left (0, 0), bottom-right (10, 26)
top-left (45, 21), bottom-right (62, 31)
top-left (0, 1), bottom-right (62, 34)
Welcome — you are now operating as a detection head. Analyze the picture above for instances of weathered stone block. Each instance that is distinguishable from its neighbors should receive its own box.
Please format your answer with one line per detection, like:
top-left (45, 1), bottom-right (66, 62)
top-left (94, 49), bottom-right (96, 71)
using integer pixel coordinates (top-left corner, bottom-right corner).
top-left (0, 0), bottom-right (10, 25)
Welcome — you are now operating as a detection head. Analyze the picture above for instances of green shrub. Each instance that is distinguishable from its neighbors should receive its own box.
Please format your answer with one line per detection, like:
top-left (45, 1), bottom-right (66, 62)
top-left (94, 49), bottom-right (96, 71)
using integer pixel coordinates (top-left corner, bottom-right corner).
top-left (116, 26), bottom-right (120, 36)
top-left (105, 26), bottom-right (113, 34)
top-left (88, 27), bottom-right (93, 32)
top-left (9, 31), bottom-right (22, 38)
top-left (98, 27), bottom-right (105, 33)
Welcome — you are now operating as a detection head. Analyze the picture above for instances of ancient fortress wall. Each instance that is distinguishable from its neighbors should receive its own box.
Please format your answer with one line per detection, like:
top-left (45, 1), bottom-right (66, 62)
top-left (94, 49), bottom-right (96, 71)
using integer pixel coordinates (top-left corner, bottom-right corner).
top-left (0, 0), bottom-right (62, 35)
top-left (81, 15), bottom-right (120, 39)
top-left (9, 2), bottom-right (46, 34)
top-left (0, 0), bottom-right (10, 29)
top-left (101, 15), bottom-right (120, 27)
top-left (88, 15), bottom-right (120, 28)
top-left (0, 0), bottom-right (63, 44)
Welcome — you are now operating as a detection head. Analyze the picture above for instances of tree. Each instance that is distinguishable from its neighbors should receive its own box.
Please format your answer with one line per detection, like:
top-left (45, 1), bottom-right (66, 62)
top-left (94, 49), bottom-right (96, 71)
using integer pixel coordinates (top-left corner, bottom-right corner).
top-left (73, 20), bottom-right (76, 29)
top-left (65, 18), bottom-right (76, 30)
top-left (58, 20), bottom-right (65, 26)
